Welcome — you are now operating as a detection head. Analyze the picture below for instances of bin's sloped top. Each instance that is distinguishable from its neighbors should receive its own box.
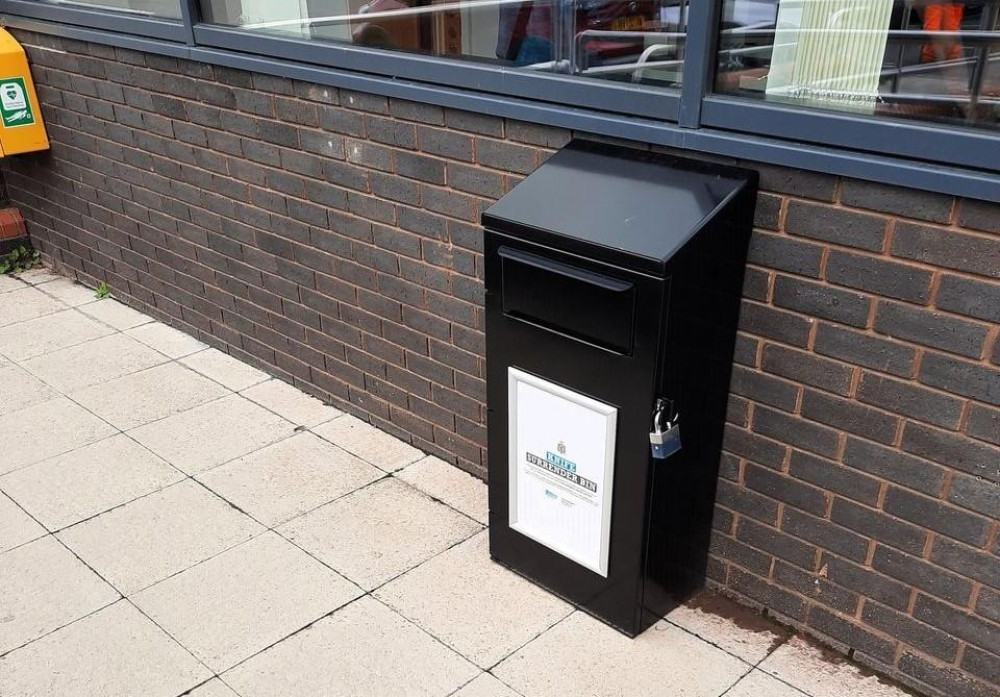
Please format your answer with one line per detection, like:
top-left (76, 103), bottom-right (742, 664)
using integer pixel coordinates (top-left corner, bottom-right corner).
top-left (482, 140), bottom-right (754, 276)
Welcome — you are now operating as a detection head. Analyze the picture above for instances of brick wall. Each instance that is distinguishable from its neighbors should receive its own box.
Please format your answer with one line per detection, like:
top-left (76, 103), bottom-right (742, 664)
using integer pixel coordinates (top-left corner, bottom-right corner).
top-left (4, 29), bottom-right (998, 697)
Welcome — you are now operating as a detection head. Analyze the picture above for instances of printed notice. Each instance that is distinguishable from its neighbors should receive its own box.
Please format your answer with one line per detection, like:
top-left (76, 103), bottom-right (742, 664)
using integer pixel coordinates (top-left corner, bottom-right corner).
top-left (508, 367), bottom-right (617, 577)
top-left (0, 78), bottom-right (35, 128)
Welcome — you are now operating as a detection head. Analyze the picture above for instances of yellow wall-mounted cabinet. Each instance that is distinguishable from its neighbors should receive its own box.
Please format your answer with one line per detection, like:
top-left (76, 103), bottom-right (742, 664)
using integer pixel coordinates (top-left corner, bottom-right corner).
top-left (0, 29), bottom-right (49, 156)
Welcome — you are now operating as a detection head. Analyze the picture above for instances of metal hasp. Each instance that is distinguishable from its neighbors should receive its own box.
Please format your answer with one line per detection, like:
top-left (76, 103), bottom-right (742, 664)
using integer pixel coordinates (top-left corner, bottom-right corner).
top-left (0, 29), bottom-right (48, 156)
top-left (483, 139), bottom-right (757, 637)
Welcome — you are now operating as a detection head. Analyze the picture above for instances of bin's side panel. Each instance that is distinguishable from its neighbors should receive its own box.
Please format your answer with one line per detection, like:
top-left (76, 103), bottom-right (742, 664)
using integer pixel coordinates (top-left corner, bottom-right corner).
top-left (641, 178), bottom-right (759, 626)
top-left (485, 228), bottom-right (666, 636)
top-left (0, 29), bottom-right (50, 156)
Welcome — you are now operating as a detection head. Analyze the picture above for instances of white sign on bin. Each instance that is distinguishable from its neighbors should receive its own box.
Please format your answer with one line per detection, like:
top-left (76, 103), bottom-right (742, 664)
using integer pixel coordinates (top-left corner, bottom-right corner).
top-left (508, 367), bottom-right (617, 577)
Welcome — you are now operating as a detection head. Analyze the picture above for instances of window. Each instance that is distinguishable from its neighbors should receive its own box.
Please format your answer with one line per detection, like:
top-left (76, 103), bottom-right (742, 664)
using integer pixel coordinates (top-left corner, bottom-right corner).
top-left (716, 0), bottom-right (1000, 131)
top-left (27, 0), bottom-right (180, 19)
top-left (199, 0), bottom-right (688, 89)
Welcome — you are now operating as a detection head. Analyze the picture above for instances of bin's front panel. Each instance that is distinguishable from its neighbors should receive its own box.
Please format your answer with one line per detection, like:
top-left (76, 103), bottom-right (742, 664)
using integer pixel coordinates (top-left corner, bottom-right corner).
top-left (485, 229), bottom-right (666, 636)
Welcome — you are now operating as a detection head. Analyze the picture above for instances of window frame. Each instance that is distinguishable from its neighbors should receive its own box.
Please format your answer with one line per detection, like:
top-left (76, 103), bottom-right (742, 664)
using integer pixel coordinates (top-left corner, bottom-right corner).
top-left (0, 0), bottom-right (188, 41)
top-left (0, 0), bottom-right (996, 181)
top-left (193, 23), bottom-right (682, 122)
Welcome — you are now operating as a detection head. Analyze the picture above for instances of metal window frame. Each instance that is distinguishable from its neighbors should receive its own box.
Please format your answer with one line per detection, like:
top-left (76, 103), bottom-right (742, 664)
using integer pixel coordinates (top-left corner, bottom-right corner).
top-left (0, 1), bottom-right (997, 201)
top-left (0, 0), bottom-right (187, 41)
top-left (700, 96), bottom-right (999, 174)
top-left (191, 23), bottom-right (681, 122)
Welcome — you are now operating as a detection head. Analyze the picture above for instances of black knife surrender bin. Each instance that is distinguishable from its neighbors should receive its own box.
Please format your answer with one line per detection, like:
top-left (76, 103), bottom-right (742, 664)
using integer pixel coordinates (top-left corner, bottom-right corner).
top-left (483, 140), bottom-right (757, 637)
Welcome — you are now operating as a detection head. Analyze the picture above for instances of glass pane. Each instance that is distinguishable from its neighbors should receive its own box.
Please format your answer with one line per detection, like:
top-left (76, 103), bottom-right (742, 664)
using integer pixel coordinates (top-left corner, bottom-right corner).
top-left (29, 0), bottom-right (181, 19)
top-left (199, 0), bottom-right (687, 89)
top-left (716, 0), bottom-right (1000, 130)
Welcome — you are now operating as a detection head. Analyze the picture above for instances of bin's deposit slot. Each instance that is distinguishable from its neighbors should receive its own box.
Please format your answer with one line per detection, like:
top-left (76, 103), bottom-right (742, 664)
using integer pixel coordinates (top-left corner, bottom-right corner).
top-left (499, 246), bottom-right (635, 355)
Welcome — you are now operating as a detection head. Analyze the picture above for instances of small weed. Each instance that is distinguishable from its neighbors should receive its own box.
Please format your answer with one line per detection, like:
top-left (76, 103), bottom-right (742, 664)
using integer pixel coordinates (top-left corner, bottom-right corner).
top-left (94, 282), bottom-right (110, 299)
top-left (0, 244), bottom-right (41, 275)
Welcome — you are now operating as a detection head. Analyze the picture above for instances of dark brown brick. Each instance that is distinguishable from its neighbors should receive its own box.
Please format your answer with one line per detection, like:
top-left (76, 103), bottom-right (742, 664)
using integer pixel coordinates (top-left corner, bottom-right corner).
top-left (737, 517), bottom-right (817, 569)
top-left (936, 275), bottom-right (1000, 323)
top-left (738, 302), bottom-right (813, 348)
top-left (842, 180), bottom-right (953, 223)
top-left (826, 249), bottom-right (934, 304)
top-left (902, 422), bottom-right (999, 483)
top-left (919, 351), bottom-right (1000, 407)
top-left (729, 365), bottom-right (798, 412)
top-left (747, 232), bottom-right (824, 278)
top-left (785, 200), bottom-right (886, 251)
top-left (822, 554), bottom-right (912, 611)
top-left (862, 602), bottom-right (959, 662)
top-left (807, 606), bottom-right (897, 664)
top-left (813, 323), bottom-right (916, 378)
top-left (914, 595), bottom-right (1000, 652)
top-left (875, 301), bottom-right (990, 359)
top-left (893, 222), bottom-right (1000, 279)
top-left (885, 486), bottom-right (990, 547)
top-left (830, 498), bottom-right (927, 556)
top-left (857, 372), bottom-right (965, 430)
top-left (874, 545), bottom-right (973, 606)
top-left (746, 463), bottom-right (829, 516)
top-left (789, 450), bottom-right (881, 506)
top-left (841, 437), bottom-right (945, 496)
top-left (782, 508), bottom-right (868, 562)
top-left (800, 389), bottom-right (899, 445)
top-left (772, 275), bottom-right (871, 328)
top-left (900, 652), bottom-right (998, 697)
top-left (762, 344), bottom-right (853, 396)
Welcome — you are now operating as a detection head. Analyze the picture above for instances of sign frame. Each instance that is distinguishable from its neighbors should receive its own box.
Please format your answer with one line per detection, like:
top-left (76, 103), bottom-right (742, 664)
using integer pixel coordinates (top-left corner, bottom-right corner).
top-left (507, 366), bottom-right (618, 577)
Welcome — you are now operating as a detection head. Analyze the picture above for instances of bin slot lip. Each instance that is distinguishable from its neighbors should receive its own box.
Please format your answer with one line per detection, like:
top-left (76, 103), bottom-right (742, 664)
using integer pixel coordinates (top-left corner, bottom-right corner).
top-left (499, 244), bottom-right (636, 355)
top-left (498, 246), bottom-right (633, 293)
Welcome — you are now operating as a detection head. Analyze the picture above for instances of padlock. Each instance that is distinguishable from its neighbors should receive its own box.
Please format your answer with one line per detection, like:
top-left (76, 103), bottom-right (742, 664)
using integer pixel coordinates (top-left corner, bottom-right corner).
top-left (649, 398), bottom-right (682, 460)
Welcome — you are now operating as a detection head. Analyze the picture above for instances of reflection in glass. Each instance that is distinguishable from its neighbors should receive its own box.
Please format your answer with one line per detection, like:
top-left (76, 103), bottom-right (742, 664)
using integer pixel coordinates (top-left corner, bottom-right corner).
top-left (31, 0), bottom-right (181, 19)
top-left (716, 0), bottom-right (1000, 129)
top-left (199, 0), bottom-right (689, 89)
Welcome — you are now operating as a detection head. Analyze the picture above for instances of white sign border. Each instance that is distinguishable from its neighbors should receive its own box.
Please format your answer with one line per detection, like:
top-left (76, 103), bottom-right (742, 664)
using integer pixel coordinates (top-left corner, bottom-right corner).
top-left (507, 366), bottom-right (618, 577)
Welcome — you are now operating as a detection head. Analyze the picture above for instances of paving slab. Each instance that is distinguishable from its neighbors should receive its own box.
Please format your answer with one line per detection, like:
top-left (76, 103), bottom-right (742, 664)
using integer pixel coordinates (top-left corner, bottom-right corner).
top-left (376, 531), bottom-right (572, 669)
top-left (759, 636), bottom-right (912, 697)
top-left (13, 268), bottom-right (62, 286)
top-left (0, 397), bottom-right (117, 475)
top-left (454, 674), bottom-right (524, 697)
top-left (223, 596), bottom-right (478, 697)
top-left (21, 333), bottom-right (168, 393)
top-left (198, 432), bottom-right (383, 527)
top-left (57, 480), bottom-right (263, 595)
top-left (0, 362), bottom-right (59, 417)
top-left (241, 378), bottom-right (342, 427)
top-left (126, 322), bottom-right (208, 358)
top-left (312, 414), bottom-right (422, 472)
top-left (0, 309), bottom-right (113, 361)
top-left (0, 536), bottom-right (119, 654)
top-left (493, 611), bottom-right (750, 697)
top-left (280, 477), bottom-right (481, 590)
top-left (0, 286), bottom-right (65, 327)
top-left (35, 277), bottom-right (98, 307)
top-left (395, 455), bottom-right (488, 524)
top-left (129, 393), bottom-right (294, 475)
top-left (0, 600), bottom-right (210, 697)
top-left (0, 433), bottom-right (183, 531)
top-left (0, 492), bottom-right (46, 553)
top-left (79, 298), bottom-right (154, 330)
top-left (724, 670), bottom-right (809, 697)
top-left (70, 361), bottom-right (230, 431)
top-left (185, 679), bottom-right (243, 697)
top-left (133, 531), bottom-right (361, 673)
top-left (0, 272), bottom-right (23, 293)
top-left (181, 348), bottom-right (271, 391)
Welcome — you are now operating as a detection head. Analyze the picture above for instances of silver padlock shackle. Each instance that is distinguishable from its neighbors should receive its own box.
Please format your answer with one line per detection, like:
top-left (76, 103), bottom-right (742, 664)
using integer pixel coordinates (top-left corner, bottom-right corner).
top-left (651, 398), bottom-right (676, 434)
